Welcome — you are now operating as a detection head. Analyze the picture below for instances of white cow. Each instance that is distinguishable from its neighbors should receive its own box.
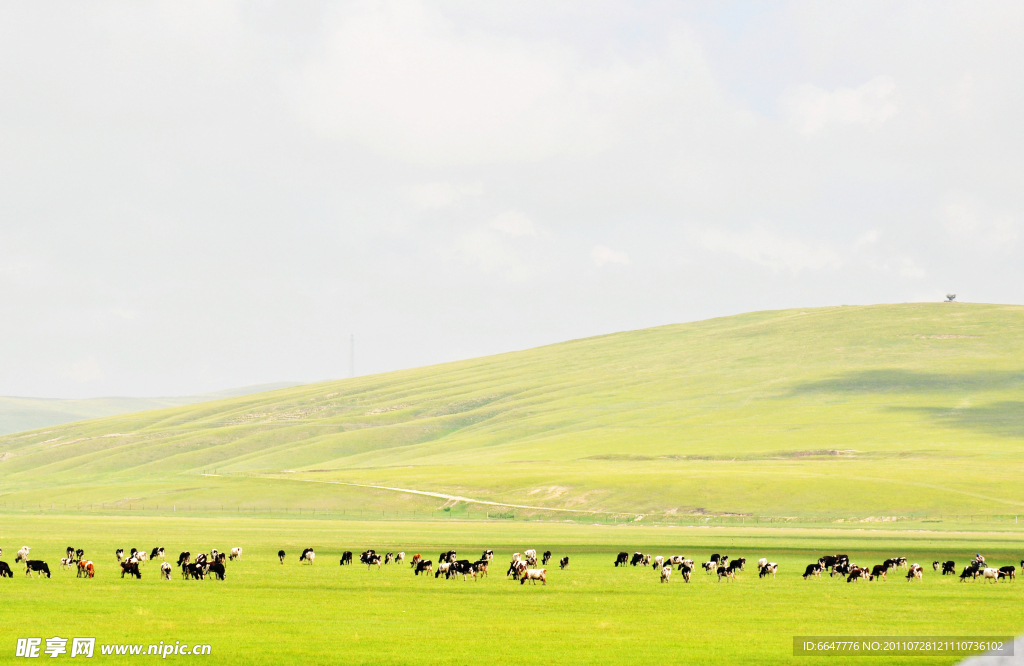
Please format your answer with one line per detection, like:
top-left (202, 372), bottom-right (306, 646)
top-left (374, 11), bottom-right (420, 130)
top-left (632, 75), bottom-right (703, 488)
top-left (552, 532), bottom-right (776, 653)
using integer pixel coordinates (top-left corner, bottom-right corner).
top-left (757, 558), bottom-right (768, 570)
top-left (396, 552), bottom-right (405, 564)
top-left (524, 549), bottom-right (537, 566)
top-left (16, 546), bottom-right (30, 563)
top-left (520, 568), bottom-right (546, 585)
top-left (652, 556), bottom-right (665, 569)
top-left (160, 562), bottom-right (172, 580)
top-left (229, 547), bottom-right (242, 561)
top-left (660, 566), bottom-right (672, 583)
top-left (982, 567), bottom-right (1000, 583)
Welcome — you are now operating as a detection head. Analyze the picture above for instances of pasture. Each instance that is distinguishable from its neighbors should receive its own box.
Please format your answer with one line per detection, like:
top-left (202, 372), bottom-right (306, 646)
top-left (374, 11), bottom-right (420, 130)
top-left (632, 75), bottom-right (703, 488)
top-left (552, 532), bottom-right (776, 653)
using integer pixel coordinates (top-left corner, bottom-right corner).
top-left (1, 514), bottom-right (1022, 665)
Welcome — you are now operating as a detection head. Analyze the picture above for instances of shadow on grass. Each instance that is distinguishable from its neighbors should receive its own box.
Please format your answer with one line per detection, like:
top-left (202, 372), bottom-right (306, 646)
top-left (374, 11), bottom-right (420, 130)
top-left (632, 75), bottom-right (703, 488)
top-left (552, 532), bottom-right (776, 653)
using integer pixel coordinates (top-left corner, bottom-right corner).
top-left (789, 369), bottom-right (1024, 395)
top-left (891, 401), bottom-right (1024, 439)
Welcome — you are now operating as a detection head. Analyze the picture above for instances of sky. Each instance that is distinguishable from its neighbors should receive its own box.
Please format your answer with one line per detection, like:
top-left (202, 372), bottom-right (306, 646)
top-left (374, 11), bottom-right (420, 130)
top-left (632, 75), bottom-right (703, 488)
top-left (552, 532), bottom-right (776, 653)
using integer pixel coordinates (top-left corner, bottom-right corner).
top-left (1, 0), bottom-right (1022, 398)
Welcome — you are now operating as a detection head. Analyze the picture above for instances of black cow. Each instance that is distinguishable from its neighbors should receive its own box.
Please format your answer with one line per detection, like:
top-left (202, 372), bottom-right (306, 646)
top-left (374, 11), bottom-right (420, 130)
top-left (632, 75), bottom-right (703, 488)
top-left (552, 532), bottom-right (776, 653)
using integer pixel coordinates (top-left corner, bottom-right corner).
top-left (279, 550), bottom-right (286, 564)
top-left (186, 562), bottom-right (206, 580)
top-left (120, 560), bottom-right (141, 579)
top-left (414, 560), bottom-right (432, 575)
top-left (66, 546), bottom-right (75, 560)
top-left (727, 560), bottom-right (743, 575)
top-left (998, 566), bottom-right (1016, 580)
top-left (630, 552), bottom-right (644, 566)
top-left (26, 561), bottom-right (51, 578)
top-left (614, 552), bottom-right (628, 567)
top-left (340, 551), bottom-right (352, 566)
top-left (710, 553), bottom-right (723, 564)
top-left (803, 563), bottom-right (823, 579)
top-left (0, 561), bottom-right (12, 577)
top-left (74, 548), bottom-right (84, 562)
top-left (818, 555), bottom-right (838, 571)
top-left (177, 552), bottom-right (190, 566)
top-left (882, 558), bottom-right (899, 570)
top-left (679, 564), bottom-right (692, 582)
top-left (209, 563), bottom-right (226, 580)
top-left (448, 560), bottom-right (476, 581)
top-left (559, 557), bottom-right (569, 569)
top-left (731, 557), bottom-right (746, 571)
top-left (869, 564), bottom-right (889, 581)
top-left (542, 551), bottom-right (552, 565)
top-left (847, 566), bottom-right (869, 582)
top-left (960, 564), bottom-right (980, 581)
top-left (941, 561), bottom-right (956, 575)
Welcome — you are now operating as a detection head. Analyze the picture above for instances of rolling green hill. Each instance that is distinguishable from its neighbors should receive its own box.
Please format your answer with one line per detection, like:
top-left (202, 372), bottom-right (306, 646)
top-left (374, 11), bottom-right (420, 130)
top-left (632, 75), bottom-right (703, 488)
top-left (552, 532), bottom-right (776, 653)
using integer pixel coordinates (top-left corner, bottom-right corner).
top-left (0, 383), bottom-right (301, 435)
top-left (2, 303), bottom-right (1023, 519)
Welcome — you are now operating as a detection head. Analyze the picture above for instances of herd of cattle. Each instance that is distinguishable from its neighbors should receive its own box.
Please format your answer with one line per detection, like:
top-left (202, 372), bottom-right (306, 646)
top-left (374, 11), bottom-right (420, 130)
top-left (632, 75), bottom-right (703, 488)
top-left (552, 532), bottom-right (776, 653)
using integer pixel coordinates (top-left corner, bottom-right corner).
top-left (1, 545), bottom-right (1020, 586)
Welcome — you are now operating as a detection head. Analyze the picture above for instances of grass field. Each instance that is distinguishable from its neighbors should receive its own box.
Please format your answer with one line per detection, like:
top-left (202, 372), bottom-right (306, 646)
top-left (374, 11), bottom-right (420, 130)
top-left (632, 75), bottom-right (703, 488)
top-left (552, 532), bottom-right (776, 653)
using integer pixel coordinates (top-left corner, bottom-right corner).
top-left (2, 303), bottom-right (1024, 520)
top-left (1, 515), bottom-right (1022, 665)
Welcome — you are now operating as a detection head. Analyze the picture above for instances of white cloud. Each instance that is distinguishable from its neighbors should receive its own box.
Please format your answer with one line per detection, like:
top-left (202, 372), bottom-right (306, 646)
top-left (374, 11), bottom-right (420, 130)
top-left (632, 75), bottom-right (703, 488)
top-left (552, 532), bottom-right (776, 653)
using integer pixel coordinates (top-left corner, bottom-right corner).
top-left (779, 76), bottom-right (898, 135)
top-left (455, 230), bottom-right (535, 282)
top-left (490, 211), bottom-right (536, 237)
top-left (591, 245), bottom-right (630, 267)
top-left (942, 195), bottom-right (1018, 251)
top-left (409, 182), bottom-right (483, 209)
top-left (699, 227), bottom-right (841, 274)
top-left (67, 356), bottom-right (104, 384)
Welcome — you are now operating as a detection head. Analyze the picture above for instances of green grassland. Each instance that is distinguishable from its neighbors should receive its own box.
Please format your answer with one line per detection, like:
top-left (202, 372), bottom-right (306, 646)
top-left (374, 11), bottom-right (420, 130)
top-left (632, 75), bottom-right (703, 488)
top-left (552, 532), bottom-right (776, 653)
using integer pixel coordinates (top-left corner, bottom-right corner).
top-left (0, 515), bottom-right (1021, 665)
top-left (2, 302), bottom-right (1023, 519)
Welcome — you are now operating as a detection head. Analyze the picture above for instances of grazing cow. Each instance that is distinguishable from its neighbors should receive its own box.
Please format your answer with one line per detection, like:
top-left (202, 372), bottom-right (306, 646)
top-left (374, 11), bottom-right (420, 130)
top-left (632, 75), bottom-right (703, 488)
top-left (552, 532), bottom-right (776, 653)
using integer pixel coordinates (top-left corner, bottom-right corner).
top-left (300, 548), bottom-right (316, 564)
top-left (759, 563), bottom-right (778, 579)
top-left (716, 566), bottom-right (734, 582)
top-left (0, 561), bottom-right (12, 577)
top-left (229, 547), bottom-right (242, 561)
top-left (360, 550), bottom-right (377, 565)
top-left (340, 551), bottom-right (352, 566)
top-left (435, 562), bottom-right (451, 579)
top-left (120, 560), bottom-right (141, 579)
top-left (869, 564), bottom-right (889, 581)
top-left (76, 560), bottom-right (89, 578)
top-left (883, 558), bottom-right (899, 570)
top-left (186, 562), bottom-right (206, 580)
top-left (615, 552), bottom-right (629, 567)
top-left (16, 547), bottom-right (31, 563)
top-left (365, 554), bottom-right (382, 569)
top-left (520, 568), bottom-right (546, 585)
top-left (410, 554), bottom-right (421, 568)
top-left (66, 546), bottom-right (75, 560)
top-left (941, 561), bottom-right (956, 575)
top-left (161, 562), bottom-right (172, 579)
top-left (665, 556), bottom-right (685, 566)
top-left (660, 566), bottom-right (672, 583)
top-left (384, 552), bottom-right (394, 565)
top-left (26, 560), bottom-right (51, 578)
top-left (439, 550), bottom-right (457, 565)
top-left (641, 554), bottom-right (652, 567)
top-left (847, 566), bottom-right (869, 582)
top-left (278, 550), bottom-right (286, 564)
top-left (906, 563), bottom-right (923, 581)
top-left (630, 552), bottom-right (644, 567)
top-left (150, 547), bottom-right (164, 561)
top-left (542, 551), bottom-right (552, 565)
top-left (474, 560), bottom-right (489, 577)
top-left (710, 553), bottom-right (723, 564)
top-left (832, 562), bottom-right (854, 578)
top-left (727, 560), bottom-right (744, 575)
top-left (679, 564), bottom-right (692, 583)
top-left (702, 561), bottom-right (716, 574)
top-left (414, 560), bottom-right (433, 576)
top-left (524, 549), bottom-right (538, 566)
top-left (209, 562), bottom-right (226, 580)
top-left (818, 555), bottom-right (838, 571)
top-left (176, 551), bottom-right (190, 566)
top-left (803, 563), bottom-right (823, 579)
top-left (136, 551), bottom-right (148, 565)
top-left (998, 566), bottom-right (1016, 580)
top-left (960, 563), bottom-right (980, 581)
top-left (77, 561), bottom-right (95, 579)
top-left (559, 557), bottom-right (569, 570)
top-left (757, 558), bottom-right (768, 570)
top-left (932, 561), bottom-right (940, 571)
top-left (982, 567), bottom-right (1000, 583)
top-left (679, 558), bottom-right (694, 570)
top-left (449, 560), bottom-right (477, 581)
top-left (481, 550), bottom-right (494, 562)
top-left (652, 556), bottom-right (665, 570)
top-left (396, 552), bottom-right (405, 564)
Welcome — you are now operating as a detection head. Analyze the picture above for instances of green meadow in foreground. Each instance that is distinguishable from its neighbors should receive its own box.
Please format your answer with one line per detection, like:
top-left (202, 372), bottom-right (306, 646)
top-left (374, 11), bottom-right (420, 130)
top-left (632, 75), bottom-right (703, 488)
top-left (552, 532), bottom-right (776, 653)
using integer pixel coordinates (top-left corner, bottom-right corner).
top-left (2, 302), bottom-right (1023, 519)
top-left (1, 515), bottom-right (1022, 665)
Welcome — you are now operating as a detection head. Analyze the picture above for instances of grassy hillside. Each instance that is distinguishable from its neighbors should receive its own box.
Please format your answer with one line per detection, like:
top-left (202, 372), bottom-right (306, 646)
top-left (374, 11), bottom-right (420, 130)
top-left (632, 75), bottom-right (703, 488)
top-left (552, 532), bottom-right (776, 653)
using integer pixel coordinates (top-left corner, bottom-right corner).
top-left (0, 383), bottom-right (300, 435)
top-left (2, 303), bottom-right (1023, 519)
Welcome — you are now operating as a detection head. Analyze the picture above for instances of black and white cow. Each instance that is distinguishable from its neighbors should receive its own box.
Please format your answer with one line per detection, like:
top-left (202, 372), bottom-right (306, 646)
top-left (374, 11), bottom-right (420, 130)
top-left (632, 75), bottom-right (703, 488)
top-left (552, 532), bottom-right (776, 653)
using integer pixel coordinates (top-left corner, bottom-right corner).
top-left (960, 564), bottom-right (980, 581)
top-left (448, 560), bottom-right (477, 581)
top-left (365, 553), bottom-right (382, 569)
top-left (120, 560), bottom-right (141, 579)
top-left (803, 563), bottom-right (823, 579)
top-left (481, 550), bottom-right (494, 562)
top-left (998, 566), bottom-right (1016, 580)
top-left (559, 557), bottom-right (569, 570)
top-left (229, 548), bottom-right (242, 561)
top-left (716, 566), bottom-right (734, 582)
top-left (614, 552), bottom-right (628, 567)
top-left (869, 564), bottom-right (889, 581)
top-left (678, 564), bottom-right (692, 583)
top-left (941, 561), bottom-right (956, 575)
top-left (0, 561), bottom-right (12, 577)
top-left (414, 560), bottom-right (432, 576)
top-left (151, 547), bottom-right (165, 561)
top-left (209, 562), bottom-right (226, 580)
top-left (384, 552), bottom-right (394, 565)
top-left (847, 566), bottom-right (869, 582)
top-left (300, 548), bottom-right (316, 564)
top-left (161, 562), bottom-right (172, 579)
top-left (279, 550), bottom-right (286, 564)
top-left (177, 552), bottom-right (190, 566)
top-left (15, 547), bottom-right (31, 564)
top-left (439, 550), bottom-right (457, 565)
top-left (758, 563), bottom-right (778, 578)
top-left (26, 560), bottom-right (51, 578)
top-left (542, 551), bottom-right (552, 565)
top-left (905, 563), bottom-right (923, 581)
top-left (630, 552), bottom-right (644, 567)
top-left (727, 560), bottom-right (744, 575)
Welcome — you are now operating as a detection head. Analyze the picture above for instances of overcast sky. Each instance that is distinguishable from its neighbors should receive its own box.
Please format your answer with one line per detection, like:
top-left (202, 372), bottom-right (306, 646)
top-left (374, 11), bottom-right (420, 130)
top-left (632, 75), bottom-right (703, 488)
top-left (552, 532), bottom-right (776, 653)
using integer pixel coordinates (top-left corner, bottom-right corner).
top-left (1, 1), bottom-right (1022, 398)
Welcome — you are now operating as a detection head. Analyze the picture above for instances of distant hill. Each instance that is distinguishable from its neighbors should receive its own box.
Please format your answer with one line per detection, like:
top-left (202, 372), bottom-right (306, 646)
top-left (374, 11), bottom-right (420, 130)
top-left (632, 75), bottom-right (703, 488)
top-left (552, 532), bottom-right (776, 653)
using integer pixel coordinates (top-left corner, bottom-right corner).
top-left (0, 383), bottom-right (301, 435)
top-left (2, 303), bottom-right (1023, 519)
